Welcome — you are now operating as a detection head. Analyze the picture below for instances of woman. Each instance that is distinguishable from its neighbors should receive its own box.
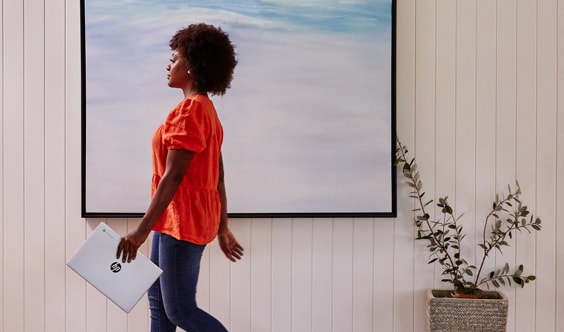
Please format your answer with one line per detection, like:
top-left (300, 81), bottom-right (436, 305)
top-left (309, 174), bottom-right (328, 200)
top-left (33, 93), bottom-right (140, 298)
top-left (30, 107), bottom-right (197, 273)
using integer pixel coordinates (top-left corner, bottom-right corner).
top-left (116, 23), bottom-right (243, 332)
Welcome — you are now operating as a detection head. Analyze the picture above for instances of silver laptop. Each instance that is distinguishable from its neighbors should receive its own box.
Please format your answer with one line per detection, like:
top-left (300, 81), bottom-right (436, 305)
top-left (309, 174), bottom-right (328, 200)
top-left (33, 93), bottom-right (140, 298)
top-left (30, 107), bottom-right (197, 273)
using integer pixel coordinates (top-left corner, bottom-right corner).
top-left (67, 222), bottom-right (162, 313)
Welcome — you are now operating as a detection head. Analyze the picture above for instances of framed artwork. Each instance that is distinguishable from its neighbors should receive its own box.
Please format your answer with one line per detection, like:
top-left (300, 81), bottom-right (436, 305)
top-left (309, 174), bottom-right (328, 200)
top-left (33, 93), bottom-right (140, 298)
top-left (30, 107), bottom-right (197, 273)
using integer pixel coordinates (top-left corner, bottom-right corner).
top-left (81, 0), bottom-right (396, 218)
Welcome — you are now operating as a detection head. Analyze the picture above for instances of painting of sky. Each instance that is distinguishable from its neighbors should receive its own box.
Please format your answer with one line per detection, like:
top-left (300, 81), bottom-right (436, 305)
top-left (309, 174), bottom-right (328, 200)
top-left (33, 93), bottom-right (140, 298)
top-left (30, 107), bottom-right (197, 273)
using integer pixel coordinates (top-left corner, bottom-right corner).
top-left (84, 0), bottom-right (393, 215)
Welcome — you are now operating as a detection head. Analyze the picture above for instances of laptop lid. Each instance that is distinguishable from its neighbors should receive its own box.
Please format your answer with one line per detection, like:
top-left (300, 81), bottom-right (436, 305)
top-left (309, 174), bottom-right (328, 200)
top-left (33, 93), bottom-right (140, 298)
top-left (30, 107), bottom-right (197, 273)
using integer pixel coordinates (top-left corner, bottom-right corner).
top-left (67, 222), bottom-right (162, 313)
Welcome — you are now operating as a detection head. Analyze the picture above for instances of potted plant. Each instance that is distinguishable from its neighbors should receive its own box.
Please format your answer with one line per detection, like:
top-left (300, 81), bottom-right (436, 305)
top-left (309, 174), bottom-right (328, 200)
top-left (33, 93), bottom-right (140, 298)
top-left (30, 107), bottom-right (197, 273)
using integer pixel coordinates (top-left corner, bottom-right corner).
top-left (395, 138), bottom-right (542, 331)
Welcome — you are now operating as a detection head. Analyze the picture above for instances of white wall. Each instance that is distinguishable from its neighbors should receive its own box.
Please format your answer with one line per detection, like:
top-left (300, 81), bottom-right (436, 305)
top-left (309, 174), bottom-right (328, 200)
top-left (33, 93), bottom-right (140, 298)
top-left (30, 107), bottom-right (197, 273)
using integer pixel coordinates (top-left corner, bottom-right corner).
top-left (1, 0), bottom-right (562, 331)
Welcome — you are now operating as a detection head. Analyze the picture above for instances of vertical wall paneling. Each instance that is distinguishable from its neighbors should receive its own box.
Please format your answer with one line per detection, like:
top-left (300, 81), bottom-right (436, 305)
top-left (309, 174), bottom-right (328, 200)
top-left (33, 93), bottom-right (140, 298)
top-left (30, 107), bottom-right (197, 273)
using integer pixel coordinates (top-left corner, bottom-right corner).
top-left (85, 272), bottom-right (109, 332)
top-left (434, 0), bottom-right (456, 204)
top-left (393, 0), bottom-right (416, 330)
top-left (515, 1), bottom-right (539, 331)
top-left (371, 217), bottom-right (394, 332)
top-left (44, 0), bottom-right (68, 330)
top-left (0, 0), bottom-right (4, 327)
top-left (3, 0), bottom-right (25, 331)
top-left (249, 219), bottom-right (272, 332)
top-left (535, 0), bottom-right (558, 330)
top-left (332, 218), bottom-right (353, 332)
top-left (538, 0), bottom-right (560, 316)
top-left (413, 1), bottom-right (437, 331)
top-left (556, 0), bottom-right (564, 328)
top-left (208, 235), bottom-right (232, 328)
top-left (433, 2), bottom-right (457, 313)
top-left (392, 184), bottom-right (416, 332)
top-left (230, 219), bottom-right (252, 332)
top-left (474, 0), bottom-right (498, 279)
top-left (455, 0), bottom-right (477, 269)
top-left (23, 0), bottom-right (46, 331)
top-left (65, 0), bottom-right (88, 329)
top-left (414, 0), bottom-right (437, 161)
top-left (496, 1), bottom-right (518, 184)
top-left (271, 219), bottom-right (292, 332)
top-left (352, 218), bottom-right (374, 332)
top-left (395, 0), bottom-right (416, 142)
top-left (311, 218), bottom-right (332, 332)
top-left (495, 1), bottom-right (519, 328)
top-left (291, 218), bottom-right (313, 332)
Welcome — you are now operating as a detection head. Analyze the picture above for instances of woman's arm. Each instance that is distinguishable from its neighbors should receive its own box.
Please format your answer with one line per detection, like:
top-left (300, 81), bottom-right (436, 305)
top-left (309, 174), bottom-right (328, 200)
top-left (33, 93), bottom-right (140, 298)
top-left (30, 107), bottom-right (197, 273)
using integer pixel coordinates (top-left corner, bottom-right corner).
top-left (116, 149), bottom-right (194, 263)
top-left (217, 153), bottom-right (244, 262)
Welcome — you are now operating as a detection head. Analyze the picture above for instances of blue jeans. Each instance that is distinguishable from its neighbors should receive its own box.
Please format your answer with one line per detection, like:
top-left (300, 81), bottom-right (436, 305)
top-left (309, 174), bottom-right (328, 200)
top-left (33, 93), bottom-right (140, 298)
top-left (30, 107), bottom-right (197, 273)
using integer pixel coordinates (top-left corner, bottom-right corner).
top-left (148, 232), bottom-right (228, 332)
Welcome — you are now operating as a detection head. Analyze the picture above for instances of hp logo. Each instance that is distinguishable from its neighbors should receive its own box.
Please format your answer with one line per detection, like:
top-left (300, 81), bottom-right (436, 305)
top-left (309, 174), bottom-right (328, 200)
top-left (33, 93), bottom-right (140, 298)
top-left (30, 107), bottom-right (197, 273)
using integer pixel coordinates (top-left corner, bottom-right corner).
top-left (110, 262), bottom-right (122, 273)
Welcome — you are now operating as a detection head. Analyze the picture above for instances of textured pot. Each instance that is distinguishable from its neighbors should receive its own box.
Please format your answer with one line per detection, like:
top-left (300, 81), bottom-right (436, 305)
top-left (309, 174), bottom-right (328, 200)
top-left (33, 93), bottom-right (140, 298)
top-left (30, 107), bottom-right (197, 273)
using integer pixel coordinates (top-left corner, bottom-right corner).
top-left (427, 289), bottom-right (508, 332)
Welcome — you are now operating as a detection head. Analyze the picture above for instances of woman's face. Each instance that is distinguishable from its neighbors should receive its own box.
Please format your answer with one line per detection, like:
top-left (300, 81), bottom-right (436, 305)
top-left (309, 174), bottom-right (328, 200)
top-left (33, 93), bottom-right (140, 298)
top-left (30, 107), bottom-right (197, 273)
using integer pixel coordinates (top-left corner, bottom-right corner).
top-left (166, 49), bottom-right (190, 89)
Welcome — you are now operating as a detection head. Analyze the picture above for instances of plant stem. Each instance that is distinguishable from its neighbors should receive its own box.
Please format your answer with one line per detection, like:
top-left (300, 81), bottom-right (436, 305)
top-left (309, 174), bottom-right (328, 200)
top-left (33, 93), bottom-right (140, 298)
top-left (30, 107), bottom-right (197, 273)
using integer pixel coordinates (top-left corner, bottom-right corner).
top-left (474, 188), bottom-right (526, 288)
top-left (396, 138), bottom-right (460, 283)
top-left (474, 209), bottom-right (497, 288)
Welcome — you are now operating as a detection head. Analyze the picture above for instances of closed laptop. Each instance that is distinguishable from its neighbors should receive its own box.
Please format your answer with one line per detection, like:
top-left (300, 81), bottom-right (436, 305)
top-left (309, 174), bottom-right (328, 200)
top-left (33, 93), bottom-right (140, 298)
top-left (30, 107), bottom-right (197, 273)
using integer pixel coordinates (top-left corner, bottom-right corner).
top-left (67, 222), bottom-right (162, 313)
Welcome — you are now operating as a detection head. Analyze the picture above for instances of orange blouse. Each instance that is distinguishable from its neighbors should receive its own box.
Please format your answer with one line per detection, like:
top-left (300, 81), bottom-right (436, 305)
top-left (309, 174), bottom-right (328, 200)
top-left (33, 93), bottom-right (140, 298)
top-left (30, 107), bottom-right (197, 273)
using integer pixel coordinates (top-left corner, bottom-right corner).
top-left (151, 95), bottom-right (223, 244)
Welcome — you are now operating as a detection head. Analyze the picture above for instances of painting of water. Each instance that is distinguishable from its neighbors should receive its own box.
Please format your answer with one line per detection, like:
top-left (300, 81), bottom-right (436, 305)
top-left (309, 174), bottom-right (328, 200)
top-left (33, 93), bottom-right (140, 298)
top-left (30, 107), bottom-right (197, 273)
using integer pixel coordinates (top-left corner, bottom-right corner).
top-left (82, 0), bottom-right (396, 217)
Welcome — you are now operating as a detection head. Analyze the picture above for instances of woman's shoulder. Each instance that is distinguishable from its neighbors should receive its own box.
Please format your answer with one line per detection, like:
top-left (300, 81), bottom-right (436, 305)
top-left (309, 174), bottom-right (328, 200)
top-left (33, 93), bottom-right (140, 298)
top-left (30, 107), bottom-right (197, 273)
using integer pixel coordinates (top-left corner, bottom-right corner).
top-left (165, 95), bottom-right (216, 125)
top-left (166, 97), bottom-right (197, 120)
top-left (175, 95), bottom-right (212, 114)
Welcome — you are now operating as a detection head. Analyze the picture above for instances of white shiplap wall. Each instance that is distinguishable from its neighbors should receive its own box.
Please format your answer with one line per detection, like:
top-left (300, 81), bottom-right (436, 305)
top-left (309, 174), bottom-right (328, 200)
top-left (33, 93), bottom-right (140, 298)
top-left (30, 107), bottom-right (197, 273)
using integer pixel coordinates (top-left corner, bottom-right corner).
top-left (1, 0), bottom-right (563, 331)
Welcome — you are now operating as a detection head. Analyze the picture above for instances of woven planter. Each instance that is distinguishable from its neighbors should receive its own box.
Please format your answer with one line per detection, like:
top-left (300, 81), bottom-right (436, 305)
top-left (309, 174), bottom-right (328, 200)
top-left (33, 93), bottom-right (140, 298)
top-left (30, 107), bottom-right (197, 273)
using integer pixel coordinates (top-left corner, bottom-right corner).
top-left (426, 289), bottom-right (508, 332)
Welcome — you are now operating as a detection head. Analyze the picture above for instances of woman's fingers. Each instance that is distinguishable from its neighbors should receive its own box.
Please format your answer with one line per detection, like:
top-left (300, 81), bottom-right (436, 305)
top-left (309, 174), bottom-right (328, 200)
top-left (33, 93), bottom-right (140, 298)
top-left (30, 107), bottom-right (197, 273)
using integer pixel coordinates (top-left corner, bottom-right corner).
top-left (116, 237), bottom-right (138, 263)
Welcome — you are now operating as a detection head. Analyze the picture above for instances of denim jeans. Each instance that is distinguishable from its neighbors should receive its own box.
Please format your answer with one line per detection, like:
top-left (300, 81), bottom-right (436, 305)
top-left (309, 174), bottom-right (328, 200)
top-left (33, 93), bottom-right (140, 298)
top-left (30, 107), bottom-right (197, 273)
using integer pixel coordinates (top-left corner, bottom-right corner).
top-left (148, 232), bottom-right (228, 332)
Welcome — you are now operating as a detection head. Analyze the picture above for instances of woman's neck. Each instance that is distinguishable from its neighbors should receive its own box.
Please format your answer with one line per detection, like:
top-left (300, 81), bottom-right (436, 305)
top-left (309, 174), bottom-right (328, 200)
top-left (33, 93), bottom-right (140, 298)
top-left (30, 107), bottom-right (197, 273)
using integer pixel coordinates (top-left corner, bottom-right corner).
top-left (182, 87), bottom-right (208, 99)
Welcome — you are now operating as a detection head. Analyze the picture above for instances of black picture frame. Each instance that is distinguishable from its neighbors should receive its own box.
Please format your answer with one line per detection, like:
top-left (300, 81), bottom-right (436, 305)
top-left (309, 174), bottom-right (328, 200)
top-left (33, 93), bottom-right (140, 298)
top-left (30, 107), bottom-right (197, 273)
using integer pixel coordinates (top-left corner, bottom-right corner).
top-left (81, 0), bottom-right (397, 218)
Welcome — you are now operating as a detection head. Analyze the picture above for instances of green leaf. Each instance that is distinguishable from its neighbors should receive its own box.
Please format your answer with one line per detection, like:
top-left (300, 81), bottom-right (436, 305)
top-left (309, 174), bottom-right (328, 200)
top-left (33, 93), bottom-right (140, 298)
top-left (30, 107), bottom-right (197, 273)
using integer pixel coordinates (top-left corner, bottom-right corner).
top-left (417, 214), bottom-right (430, 221)
top-left (513, 277), bottom-right (523, 285)
top-left (514, 270), bottom-right (523, 278)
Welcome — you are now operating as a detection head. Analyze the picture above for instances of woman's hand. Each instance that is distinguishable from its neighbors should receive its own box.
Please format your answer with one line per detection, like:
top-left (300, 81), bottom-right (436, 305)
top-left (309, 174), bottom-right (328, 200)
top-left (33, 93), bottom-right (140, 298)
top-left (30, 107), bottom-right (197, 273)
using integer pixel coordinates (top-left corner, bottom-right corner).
top-left (218, 228), bottom-right (244, 262)
top-left (116, 229), bottom-right (150, 263)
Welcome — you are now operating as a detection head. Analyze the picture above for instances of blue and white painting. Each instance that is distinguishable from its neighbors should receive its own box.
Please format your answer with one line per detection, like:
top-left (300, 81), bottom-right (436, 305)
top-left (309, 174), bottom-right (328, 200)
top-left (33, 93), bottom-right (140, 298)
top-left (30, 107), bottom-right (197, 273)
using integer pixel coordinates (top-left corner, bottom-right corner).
top-left (83, 0), bottom-right (394, 216)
